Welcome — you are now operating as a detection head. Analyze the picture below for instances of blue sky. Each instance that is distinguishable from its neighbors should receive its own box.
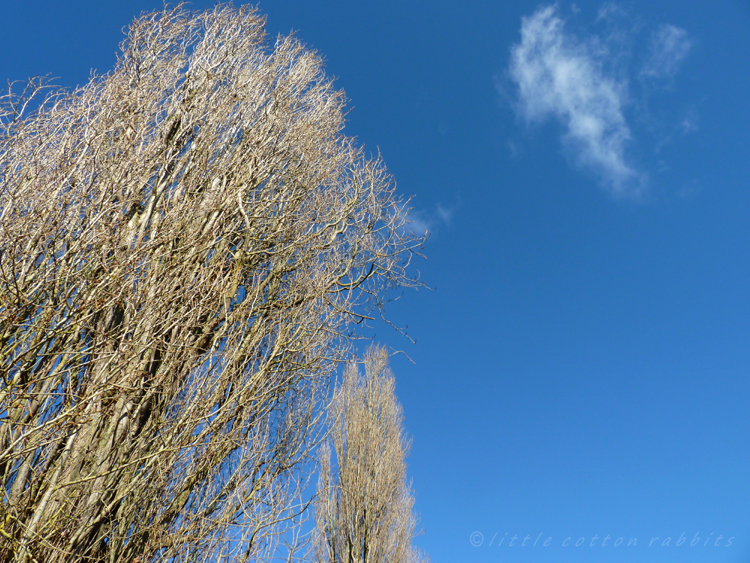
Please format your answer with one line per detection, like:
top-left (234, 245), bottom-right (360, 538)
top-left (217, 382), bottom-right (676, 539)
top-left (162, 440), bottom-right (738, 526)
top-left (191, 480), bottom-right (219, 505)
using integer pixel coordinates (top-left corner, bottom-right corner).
top-left (2, 1), bottom-right (750, 562)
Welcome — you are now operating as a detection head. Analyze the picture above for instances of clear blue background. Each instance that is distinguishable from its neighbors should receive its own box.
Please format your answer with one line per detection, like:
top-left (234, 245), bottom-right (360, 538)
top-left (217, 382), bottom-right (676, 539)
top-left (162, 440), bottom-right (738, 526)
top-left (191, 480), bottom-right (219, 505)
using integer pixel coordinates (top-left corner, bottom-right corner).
top-left (2, 1), bottom-right (749, 562)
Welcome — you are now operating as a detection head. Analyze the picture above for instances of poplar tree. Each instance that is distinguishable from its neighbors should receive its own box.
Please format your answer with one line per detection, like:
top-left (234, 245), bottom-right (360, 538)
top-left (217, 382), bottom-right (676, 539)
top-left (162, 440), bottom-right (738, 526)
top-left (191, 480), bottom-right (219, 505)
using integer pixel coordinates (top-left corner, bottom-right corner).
top-left (0, 5), bottom-right (421, 561)
top-left (315, 347), bottom-right (428, 563)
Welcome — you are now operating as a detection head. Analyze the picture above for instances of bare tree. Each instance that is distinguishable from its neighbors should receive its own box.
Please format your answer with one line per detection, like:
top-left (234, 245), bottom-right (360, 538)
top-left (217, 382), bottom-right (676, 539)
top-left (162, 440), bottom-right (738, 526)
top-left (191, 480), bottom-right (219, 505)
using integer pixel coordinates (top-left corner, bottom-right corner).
top-left (315, 347), bottom-right (428, 563)
top-left (0, 5), bottom-right (422, 562)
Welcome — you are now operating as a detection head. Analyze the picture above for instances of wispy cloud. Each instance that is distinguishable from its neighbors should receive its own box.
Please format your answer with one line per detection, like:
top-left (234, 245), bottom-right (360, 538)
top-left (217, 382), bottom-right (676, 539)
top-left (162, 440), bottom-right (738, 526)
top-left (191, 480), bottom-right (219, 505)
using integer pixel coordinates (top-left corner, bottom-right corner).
top-left (507, 4), bottom-right (692, 198)
top-left (509, 4), bottom-right (641, 195)
top-left (641, 24), bottom-right (691, 79)
top-left (596, 1), bottom-right (626, 22)
top-left (395, 202), bottom-right (455, 238)
top-left (402, 211), bottom-right (431, 237)
top-left (436, 203), bottom-right (454, 225)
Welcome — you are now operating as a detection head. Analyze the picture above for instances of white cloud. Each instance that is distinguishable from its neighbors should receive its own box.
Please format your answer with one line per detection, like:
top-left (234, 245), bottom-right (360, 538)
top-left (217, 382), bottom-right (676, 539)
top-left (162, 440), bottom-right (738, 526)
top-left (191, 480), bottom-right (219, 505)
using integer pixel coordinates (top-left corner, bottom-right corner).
top-left (597, 1), bottom-right (626, 22)
top-left (392, 202), bottom-right (432, 238)
top-left (641, 24), bottom-right (691, 79)
top-left (506, 5), bottom-right (696, 198)
top-left (509, 4), bottom-right (643, 196)
top-left (404, 212), bottom-right (431, 237)
top-left (394, 202), bottom-right (455, 238)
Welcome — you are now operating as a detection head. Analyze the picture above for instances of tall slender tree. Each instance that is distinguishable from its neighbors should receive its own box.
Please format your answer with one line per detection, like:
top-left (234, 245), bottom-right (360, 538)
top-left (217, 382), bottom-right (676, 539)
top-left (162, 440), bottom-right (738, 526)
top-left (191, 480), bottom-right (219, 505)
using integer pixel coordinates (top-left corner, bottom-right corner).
top-left (0, 5), bottom-right (422, 562)
top-left (315, 347), bottom-right (428, 563)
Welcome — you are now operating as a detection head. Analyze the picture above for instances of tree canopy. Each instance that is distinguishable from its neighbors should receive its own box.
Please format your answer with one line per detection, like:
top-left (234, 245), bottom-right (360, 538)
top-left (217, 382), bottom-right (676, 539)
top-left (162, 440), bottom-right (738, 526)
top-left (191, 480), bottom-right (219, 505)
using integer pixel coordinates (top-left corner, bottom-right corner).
top-left (315, 347), bottom-right (428, 563)
top-left (0, 5), bottom-right (421, 561)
